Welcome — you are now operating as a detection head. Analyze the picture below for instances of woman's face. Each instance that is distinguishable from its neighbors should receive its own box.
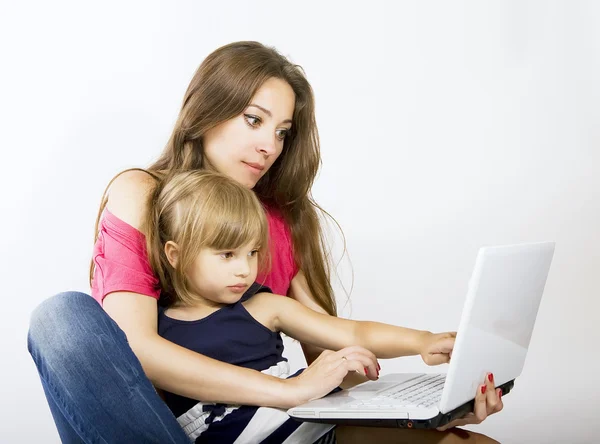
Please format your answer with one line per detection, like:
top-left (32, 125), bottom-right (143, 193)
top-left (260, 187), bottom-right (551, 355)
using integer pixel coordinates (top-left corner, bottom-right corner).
top-left (202, 77), bottom-right (296, 189)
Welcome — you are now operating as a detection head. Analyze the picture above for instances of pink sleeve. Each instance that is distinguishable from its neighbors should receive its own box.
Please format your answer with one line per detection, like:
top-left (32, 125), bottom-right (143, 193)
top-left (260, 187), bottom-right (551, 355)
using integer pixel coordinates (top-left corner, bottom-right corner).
top-left (91, 209), bottom-right (160, 305)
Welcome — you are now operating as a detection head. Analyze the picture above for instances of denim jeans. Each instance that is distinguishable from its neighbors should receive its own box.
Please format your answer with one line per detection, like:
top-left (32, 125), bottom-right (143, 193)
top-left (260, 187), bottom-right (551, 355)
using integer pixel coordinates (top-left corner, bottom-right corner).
top-left (27, 292), bottom-right (190, 443)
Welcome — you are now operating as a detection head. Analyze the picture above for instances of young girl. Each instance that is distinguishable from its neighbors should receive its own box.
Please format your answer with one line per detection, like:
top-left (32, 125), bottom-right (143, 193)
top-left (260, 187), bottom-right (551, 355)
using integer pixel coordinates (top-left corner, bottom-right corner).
top-left (147, 170), bottom-right (457, 443)
top-left (29, 41), bottom-right (502, 443)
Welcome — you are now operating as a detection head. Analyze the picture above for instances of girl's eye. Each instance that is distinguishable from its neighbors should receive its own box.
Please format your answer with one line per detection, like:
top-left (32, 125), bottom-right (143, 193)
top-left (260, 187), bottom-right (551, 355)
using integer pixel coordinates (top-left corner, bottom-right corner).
top-left (244, 114), bottom-right (261, 127)
top-left (220, 252), bottom-right (234, 259)
top-left (249, 249), bottom-right (259, 257)
top-left (275, 129), bottom-right (289, 141)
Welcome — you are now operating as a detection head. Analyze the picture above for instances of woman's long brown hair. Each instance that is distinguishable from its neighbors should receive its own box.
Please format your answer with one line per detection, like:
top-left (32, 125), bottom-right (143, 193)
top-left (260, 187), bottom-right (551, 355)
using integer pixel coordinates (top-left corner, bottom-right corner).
top-left (91, 41), bottom-right (339, 315)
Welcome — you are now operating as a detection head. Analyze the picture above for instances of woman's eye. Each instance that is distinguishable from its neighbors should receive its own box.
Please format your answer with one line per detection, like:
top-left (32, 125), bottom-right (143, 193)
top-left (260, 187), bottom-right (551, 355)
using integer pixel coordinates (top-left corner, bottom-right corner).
top-left (276, 129), bottom-right (289, 141)
top-left (220, 252), bottom-right (234, 259)
top-left (244, 114), bottom-right (261, 127)
top-left (249, 249), bottom-right (259, 257)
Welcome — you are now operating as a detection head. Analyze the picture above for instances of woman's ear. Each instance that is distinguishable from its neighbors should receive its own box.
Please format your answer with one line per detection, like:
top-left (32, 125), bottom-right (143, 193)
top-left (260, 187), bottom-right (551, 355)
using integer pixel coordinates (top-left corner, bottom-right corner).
top-left (164, 241), bottom-right (180, 267)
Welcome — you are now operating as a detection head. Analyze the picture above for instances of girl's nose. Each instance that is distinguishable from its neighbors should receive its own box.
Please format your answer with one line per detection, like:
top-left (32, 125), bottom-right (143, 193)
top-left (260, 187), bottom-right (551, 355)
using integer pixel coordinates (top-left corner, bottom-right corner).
top-left (235, 259), bottom-right (250, 277)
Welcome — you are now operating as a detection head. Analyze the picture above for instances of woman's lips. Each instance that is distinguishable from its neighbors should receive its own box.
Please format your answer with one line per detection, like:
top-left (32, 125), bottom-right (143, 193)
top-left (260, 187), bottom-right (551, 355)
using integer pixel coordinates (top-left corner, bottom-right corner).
top-left (243, 161), bottom-right (265, 175)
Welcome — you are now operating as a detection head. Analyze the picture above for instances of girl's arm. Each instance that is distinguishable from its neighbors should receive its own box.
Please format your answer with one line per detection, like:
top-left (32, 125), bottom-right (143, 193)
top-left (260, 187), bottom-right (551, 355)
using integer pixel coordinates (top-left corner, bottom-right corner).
top-left (288, 271), bottom-right (370, 388)
top-left (265, 287), bottom-right (454, 364)
top-left (102, 171), bottom-right (356, 409)
top-left (287, 271), bottom-right (334, 365)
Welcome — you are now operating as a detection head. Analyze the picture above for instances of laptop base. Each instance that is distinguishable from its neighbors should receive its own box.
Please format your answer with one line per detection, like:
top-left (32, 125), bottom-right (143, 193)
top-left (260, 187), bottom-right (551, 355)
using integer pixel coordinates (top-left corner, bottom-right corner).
top-left (291, 380), bottom-right (514, 429)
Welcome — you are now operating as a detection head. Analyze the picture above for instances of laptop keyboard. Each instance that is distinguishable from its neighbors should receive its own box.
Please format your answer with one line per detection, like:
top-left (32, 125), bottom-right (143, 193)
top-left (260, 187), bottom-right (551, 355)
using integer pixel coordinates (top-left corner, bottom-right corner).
top-left (349, 374), bottom-right (446, 409)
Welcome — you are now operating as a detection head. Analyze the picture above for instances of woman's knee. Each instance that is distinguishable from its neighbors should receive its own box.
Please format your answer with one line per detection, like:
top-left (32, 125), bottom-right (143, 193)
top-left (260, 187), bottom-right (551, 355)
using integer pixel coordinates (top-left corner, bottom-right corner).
top-left (436, 428), bottom-right (500, 444)
top-left (461, 429), bottom-right (500, 444)
top-left (335, 426), bottom-right (500, 444)
top-left (28, 291), bottom-right (98, 356)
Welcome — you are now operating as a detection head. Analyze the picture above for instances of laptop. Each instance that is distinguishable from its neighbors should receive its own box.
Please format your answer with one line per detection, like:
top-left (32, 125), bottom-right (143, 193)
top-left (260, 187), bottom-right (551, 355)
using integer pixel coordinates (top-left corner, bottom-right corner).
top-left (288, 241), bottom-right (555, 429)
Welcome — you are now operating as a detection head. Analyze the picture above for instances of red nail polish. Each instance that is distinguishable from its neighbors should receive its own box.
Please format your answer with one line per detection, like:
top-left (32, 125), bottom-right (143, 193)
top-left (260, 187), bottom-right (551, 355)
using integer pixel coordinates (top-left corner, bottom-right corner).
top-left (364, 367), bottom-right (368, 375)
top-left (377, 363), bottom-right (381, 371)
top-left (499, 389), bottom-right (502, 397)
top-left (481, 385), bottom-right (487, 394)
top-left (488, 373), bottom-right (494, 382)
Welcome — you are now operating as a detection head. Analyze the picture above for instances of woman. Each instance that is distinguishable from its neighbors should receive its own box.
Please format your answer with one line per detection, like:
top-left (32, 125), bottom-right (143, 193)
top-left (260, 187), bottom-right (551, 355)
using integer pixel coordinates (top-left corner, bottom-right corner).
top-left (28, 41), bottom-right (502, 443)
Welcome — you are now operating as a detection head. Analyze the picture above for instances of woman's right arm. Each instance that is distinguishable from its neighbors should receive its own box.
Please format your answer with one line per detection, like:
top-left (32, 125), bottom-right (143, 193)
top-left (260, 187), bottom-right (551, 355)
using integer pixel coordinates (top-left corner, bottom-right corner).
top-left (101, 171), bottom-right (373, 409)
top-left (104, 290), bottom-right (298, 406)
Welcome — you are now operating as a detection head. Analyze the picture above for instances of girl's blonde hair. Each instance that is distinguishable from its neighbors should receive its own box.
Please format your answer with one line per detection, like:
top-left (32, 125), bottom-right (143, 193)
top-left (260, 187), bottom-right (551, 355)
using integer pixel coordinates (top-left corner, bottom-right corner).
top-left (144, 170), bottom-right (269, 307)
top-left (91, 41), bottom-right (340, 315)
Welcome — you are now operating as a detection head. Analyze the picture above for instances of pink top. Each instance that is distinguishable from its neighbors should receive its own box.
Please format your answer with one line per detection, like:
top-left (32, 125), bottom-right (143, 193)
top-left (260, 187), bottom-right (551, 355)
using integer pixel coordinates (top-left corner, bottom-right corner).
top-left (91, 206), bottom-right (298, 305)
top-left (256, 204), bottom-right (298, 296)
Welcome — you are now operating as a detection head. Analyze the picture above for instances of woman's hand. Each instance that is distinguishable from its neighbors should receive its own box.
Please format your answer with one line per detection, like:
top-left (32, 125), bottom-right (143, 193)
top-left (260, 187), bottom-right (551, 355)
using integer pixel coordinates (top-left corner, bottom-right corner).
top-left (436, 373), bottom-right (504, 431)
top-left (419, 332), bottom-right (456, 366)
top-left (285, 345), bottom-right (380, 406)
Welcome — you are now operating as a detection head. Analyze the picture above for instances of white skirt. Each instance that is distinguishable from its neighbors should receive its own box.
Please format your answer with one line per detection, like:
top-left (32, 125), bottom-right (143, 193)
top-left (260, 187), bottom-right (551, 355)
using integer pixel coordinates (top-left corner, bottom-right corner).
top-left (176, 361), bottom-right (335, 444)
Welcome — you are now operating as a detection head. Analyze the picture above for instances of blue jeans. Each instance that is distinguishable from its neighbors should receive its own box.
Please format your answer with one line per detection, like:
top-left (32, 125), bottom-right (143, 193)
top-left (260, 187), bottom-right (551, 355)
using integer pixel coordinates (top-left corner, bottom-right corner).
top-left (27, 292), bottom-right (190, 443)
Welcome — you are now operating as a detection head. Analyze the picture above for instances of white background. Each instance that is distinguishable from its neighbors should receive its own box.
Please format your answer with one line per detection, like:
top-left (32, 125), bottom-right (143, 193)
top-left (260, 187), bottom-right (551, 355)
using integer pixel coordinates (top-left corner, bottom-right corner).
top-left (2, 1), bottom-right (599, 443)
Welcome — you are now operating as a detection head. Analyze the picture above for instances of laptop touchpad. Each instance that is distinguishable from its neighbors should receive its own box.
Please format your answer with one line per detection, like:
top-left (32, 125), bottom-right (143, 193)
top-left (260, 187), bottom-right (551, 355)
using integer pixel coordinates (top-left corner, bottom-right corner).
top-left (347, 373), bottom-right (423, 398)
top-left (346, 382), bottom-right (401, 399)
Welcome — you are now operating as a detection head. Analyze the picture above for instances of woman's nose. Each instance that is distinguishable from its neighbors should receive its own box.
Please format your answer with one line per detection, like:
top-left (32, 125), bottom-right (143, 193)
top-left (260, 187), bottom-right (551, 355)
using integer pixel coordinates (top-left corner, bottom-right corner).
top-left (255, 132), bottom-right (278, 156)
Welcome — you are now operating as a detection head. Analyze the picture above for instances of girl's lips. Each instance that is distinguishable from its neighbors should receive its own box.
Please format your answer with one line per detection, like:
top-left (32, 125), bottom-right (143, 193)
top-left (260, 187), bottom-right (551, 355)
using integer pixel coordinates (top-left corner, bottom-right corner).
top-left (228, 284), bottom-right (248, 293)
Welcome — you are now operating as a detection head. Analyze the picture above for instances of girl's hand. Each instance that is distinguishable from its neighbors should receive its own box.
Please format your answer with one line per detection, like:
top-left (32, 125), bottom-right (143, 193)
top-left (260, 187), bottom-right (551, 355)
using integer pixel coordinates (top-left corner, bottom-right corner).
top-left (286, 345), bottom-right (380, 406)
top-left (437, 373), bottom-right (504, 431)
top-left (419, 332), bottom-right (456, 366)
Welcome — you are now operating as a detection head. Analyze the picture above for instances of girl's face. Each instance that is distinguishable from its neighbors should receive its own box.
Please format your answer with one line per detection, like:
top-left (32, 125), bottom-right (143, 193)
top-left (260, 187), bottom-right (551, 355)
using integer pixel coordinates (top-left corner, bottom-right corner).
top-left (202, 77), bottom-right (295, 189)
top-left (185, 242), bottom-right (261, 306)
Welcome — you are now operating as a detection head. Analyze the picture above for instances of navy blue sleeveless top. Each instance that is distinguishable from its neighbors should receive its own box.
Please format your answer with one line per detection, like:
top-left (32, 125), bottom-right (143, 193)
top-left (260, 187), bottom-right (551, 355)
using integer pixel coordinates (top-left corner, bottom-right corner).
top-left (157, 283), bottom-right (286, 417)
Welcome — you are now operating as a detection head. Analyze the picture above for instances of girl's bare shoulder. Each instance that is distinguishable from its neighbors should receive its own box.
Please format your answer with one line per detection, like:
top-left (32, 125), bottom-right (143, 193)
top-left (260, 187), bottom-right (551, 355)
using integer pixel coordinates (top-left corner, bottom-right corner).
top-left (243, 291), bottom-right (287, 331)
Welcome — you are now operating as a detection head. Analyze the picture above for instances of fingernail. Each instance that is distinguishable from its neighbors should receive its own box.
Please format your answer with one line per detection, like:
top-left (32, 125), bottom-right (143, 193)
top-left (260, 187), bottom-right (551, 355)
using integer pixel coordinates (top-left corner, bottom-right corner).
top-left (377, 362), bottom-right (381, 371)
top-left (488, 373), bottom-right (494, 382)
top-left (364, 367), bottom-right (368, 375)
top-left (499, 389), bottom-right (502, 397)
top-left (481, 385), bottom-right (487, 394)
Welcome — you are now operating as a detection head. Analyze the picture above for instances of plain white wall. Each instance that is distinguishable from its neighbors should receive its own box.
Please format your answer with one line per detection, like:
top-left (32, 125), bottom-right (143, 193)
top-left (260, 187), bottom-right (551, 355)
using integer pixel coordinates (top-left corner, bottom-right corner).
top-left (2, 1), bottom-right (599, 442)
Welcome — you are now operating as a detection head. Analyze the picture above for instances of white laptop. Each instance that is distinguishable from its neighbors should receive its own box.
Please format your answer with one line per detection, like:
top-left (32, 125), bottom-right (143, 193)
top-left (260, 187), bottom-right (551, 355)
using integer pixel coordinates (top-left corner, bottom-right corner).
top-left (288, 242), bottom-right (555, 429)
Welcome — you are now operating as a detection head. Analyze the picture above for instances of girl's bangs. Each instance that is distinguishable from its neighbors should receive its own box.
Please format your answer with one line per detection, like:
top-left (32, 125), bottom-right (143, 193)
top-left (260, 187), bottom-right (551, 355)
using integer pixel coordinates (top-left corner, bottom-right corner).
top-left (201, 198), bottom-right (268, 251)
